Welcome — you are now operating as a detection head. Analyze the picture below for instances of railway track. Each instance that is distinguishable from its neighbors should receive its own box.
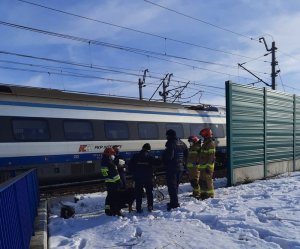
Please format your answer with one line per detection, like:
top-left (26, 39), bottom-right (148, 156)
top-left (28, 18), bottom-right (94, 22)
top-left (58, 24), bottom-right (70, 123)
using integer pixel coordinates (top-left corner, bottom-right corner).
top-left (40, 173), bottom-right (166, 198)
top-left (40, 169), bottom-right (227, 198)
top-left (40, 179), bottom-right (107, 198)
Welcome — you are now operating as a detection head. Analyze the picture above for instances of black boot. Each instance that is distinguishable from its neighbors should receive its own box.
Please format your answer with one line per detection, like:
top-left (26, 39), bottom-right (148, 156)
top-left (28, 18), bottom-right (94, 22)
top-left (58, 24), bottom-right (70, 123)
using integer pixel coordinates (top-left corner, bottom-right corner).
top-left (167, 203), bottom-right (180, 211)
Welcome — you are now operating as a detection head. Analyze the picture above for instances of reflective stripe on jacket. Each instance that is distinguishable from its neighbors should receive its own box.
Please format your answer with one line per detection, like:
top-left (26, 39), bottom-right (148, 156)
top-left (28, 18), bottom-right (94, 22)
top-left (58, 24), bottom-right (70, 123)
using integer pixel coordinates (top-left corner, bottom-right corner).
top-left (102, 171), bottom-right (121, 183)
top-left (101, 156), bottom-right (121, 184)
top-left (197, 164), bottom-right (214, 170)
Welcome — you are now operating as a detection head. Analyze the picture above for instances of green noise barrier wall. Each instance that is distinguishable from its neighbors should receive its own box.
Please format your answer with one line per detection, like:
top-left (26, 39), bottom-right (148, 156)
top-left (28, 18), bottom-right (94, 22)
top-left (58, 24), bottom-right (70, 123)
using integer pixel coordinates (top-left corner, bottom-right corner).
top-left (226, 81), bottom-right (299, 185)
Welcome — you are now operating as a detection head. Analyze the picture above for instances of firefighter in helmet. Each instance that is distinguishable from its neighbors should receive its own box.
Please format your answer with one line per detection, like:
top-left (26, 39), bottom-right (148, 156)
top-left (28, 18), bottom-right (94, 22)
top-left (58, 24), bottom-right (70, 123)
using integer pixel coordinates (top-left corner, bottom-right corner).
top-left (199, 128), bottom-right (216, 200)
top-left (187, 135), bottom-right (201, 198)
top-left (101, 147), bottom-right (122, 216)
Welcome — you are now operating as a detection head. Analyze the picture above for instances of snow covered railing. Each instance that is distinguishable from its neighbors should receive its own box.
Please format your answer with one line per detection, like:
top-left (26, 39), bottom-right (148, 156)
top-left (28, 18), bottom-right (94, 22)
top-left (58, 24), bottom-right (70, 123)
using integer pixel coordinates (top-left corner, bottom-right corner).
top-left (0, 169), bottom-right (39, 249)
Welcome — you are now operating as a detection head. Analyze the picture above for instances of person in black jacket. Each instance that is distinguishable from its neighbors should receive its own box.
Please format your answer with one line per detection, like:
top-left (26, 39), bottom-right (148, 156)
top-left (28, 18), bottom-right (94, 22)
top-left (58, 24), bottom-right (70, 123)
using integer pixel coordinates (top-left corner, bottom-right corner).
top-left (163, 129), bottom-right (188, 211)
top-left (101, 147), bottom-right (122, 216)
top-left (129, 143), bottom-right (157, 213)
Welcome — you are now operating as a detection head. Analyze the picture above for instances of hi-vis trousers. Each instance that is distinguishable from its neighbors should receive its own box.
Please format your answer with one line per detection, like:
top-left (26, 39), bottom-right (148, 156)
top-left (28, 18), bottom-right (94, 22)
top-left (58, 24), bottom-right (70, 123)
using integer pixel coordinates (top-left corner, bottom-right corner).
top-left (187, 164), bottom-right (200, 197)
top-left (198, 164), bottom-right (214, 199)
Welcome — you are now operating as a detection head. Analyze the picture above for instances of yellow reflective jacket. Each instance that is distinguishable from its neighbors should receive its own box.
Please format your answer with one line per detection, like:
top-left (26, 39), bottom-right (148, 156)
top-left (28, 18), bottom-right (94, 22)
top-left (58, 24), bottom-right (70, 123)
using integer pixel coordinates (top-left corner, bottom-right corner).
top-left (187, 142), bottom-right (201, 168)
top-left (199, 138), bottom-right (215, 166)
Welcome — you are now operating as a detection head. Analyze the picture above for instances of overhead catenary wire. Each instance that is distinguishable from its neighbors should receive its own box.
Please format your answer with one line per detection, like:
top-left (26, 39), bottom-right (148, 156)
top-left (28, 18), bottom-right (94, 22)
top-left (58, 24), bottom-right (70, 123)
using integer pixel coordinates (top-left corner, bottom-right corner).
top-left (0, 65), bottom-right (160, 86)
top-left (179, 90), bottom-right (203, 100)
top-left (130, 48), bottom-right (267, 77)
top-left (0, 61), bottom-right (226, 97)
top-left (0, 48), bottom-right (258, 82)
top-left (187, 85), bottom-right (224, 94)
top-left (7, 0), bottom-right (299, 100)
top-left (129, 50), bottom-right (244, 77)
top-left (17, 0), bottom-right (265, 61)
top-left (18, 0), bottom-right (299, 93)
top-left (277, 49), bottom-right (300, 63)
top-left (0, 51), bottom-right (278, 96)
top-left (0, 65), bottom-right (213, 101)
top-left (3, 0), bottom-right (292, 103)
top-left (2, 51), bottom-right (157, 75)
top-left (0, 22), bottom-right (272, 97)
top-left (0, 20), bottom-right (241, 70)
top-left (0, 51), bottom-right (174, 82)
top-left (0, 50), bottom-right (243, 85)
top-left (239, 53), bottom-right (269, 66)
top-left (0, 51), bottom-right (229, 97)
top-left (0, 17), bottom-right (269, 82)
top-left (0, 58), bottom-right (151, 79)
top-left (144, 0), bottom-right (258, 42)
top-left (0, 58), bottom-right (228, 96)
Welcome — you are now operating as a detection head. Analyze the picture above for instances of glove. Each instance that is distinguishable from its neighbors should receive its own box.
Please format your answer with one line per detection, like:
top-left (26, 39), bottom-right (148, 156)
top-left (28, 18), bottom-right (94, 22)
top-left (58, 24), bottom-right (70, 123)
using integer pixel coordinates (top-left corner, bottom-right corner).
top-left (118, 159), bottom-right (125, 166)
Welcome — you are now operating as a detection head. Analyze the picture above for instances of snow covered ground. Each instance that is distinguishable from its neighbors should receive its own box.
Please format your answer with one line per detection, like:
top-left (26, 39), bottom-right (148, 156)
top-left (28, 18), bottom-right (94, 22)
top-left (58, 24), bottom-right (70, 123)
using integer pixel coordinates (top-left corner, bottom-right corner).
top-left (48, 172), bottom-right (300, 249)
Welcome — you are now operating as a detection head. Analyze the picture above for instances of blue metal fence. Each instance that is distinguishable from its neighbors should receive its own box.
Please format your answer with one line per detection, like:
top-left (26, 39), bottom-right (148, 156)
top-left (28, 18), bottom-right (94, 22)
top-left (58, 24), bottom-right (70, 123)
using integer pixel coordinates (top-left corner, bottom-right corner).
top-left (0, 169), bottom-right (39, 249)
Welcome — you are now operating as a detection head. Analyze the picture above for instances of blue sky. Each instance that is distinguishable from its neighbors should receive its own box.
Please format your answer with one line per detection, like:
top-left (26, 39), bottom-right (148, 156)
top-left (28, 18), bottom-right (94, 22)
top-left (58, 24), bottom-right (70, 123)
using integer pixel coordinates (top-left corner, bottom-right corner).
top-left (1, 0), bottom-right (300, 106)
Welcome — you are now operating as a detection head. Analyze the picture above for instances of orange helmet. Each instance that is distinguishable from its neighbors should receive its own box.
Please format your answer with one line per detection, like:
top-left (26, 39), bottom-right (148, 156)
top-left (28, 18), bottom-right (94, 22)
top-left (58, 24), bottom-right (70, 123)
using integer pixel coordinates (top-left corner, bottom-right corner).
top-left (200, 128), bottom-right (213, 138)
top-left (103, 147), bottom-right (116, 156)
top-left (188, 135), bottom-right (199, 143)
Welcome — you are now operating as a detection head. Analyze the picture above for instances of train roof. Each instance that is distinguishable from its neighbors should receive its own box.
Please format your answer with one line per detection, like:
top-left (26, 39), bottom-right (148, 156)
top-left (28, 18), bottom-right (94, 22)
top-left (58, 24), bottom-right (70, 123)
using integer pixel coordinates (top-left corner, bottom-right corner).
top-left (0, 83), bottom-right (186, 108)
top-left (0, 83), bottom-right (223, 113)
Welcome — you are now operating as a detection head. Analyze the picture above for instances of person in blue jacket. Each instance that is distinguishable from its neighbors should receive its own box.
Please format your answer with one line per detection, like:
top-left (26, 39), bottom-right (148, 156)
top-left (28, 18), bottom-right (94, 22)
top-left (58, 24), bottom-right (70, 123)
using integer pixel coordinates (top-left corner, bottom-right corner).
top-left (163, 129), bottom-right (188, 211)
top-left (129, 143), bottom-right (158, 213)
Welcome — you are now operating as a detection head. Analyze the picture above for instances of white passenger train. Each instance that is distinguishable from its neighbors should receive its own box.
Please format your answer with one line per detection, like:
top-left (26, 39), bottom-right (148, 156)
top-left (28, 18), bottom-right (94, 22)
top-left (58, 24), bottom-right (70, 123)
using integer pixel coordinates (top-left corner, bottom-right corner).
top-left (0, 84), bottom-right (226, 185)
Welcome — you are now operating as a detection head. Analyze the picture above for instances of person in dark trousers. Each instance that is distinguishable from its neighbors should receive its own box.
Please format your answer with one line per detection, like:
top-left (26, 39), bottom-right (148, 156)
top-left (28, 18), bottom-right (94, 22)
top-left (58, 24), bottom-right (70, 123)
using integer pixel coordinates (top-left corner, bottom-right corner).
top-left (100, 147), bottom-right (122, 216)
top-left (163, 129), bottom-right (188, 211)
top-left (129, 143), bottom-right (157, 213)
top-left (113, 145), bottom-right (127, 189)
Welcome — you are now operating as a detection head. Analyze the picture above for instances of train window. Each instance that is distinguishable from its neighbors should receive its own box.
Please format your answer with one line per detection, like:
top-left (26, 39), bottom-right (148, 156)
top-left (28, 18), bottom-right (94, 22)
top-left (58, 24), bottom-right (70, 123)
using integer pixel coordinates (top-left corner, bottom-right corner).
top-left (190, 123), bottom-right (207, 137)
top-left (138, 122), bottom-right (159, 139)
top-left (104, 121), bottom-right (129, 140)
top-left (209, 124), bottom-right (226, 138)
top-left (12, 118), bottom-right (50, 141)
top-left (64, 120), bottom-right (93, 140)
top-left (165, 123), bottom-right (184, 138)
